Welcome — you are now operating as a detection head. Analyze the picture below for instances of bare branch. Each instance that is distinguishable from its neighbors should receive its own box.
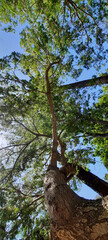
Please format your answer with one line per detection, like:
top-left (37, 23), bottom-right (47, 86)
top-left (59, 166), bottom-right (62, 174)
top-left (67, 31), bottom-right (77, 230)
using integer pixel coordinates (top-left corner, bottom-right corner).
top-left (61, 74), bottom-right (108, 90)
top-left (45, 60), bottom-right (60, 166)
top-left (77, 166), bottom-right (108, 197)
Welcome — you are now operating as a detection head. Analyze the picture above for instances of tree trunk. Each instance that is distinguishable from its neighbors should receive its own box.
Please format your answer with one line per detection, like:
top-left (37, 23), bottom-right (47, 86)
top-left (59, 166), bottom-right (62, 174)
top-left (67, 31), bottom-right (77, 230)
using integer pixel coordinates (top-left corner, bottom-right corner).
top-left (44, 166), bottom-right (108, 240)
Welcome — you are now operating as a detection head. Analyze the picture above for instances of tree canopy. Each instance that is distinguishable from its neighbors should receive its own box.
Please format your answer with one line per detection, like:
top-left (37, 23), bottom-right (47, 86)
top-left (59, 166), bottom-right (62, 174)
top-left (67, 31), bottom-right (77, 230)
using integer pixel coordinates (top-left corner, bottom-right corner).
top-left (0, 0), bottom-right (108, 239)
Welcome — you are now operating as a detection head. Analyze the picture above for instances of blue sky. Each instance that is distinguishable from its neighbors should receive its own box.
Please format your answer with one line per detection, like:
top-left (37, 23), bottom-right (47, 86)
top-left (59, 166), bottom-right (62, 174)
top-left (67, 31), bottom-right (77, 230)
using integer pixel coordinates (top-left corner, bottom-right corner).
top-left (0, 25), bottom-right (24, 57)
top-left (0, 26), bottom-right (107, 200)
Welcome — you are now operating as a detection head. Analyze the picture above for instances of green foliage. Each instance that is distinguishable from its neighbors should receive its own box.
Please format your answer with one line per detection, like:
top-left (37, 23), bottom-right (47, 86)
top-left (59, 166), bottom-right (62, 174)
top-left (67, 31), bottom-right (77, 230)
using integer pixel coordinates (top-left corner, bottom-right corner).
top-left (0, 0), bottom-right (108, 239)
top-left (91, 86), bottom-right (108, 168)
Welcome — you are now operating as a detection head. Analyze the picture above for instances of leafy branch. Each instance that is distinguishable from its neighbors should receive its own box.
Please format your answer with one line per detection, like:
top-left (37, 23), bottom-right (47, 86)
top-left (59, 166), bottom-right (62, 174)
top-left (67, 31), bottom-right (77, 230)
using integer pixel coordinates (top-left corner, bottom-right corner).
top-left (65, 0), bottom-right (89, 41)
top-left (11, 115), bottom-right (51, 138)
top-left (66, 0), bottom-right (96, 21)
top-left (2, 137), bottom-right (37, 181)
top-left (86, 132), bottom-right (108, 138)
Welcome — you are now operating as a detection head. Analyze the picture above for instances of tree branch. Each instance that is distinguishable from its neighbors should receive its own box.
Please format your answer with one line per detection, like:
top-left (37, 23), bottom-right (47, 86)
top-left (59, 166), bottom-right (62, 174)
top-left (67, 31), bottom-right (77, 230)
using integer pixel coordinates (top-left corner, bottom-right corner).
top-left (3, 137), bottom-right (37, 181)
top-left (0, 142), bottom-right (30, 151)
top-left (58, 138), bottom-right (67, 165)
top-left (76, 112), bottom-right (108, 127)
top-left (86, 132), bottom-right (108, 138)
top-left (45, 60), bottom-right (60, 166)
top-left (59, 163), bottom-right (76, 180)
top-left (66, 0), bottom-right (96, 22)
top-left (77, 166), bottom-right (108, 197)
top-left (60, 164), bottom-right (108, 197)
top-left (0, 186), bottom-right (43, 199)
top-left (90, 118), bottom-right (108, 126)
top-left (66, 0), bottom-right (89, 41)
top-left (11, 115), bottom-right (51, 138)
top-left (61, 74), bottom-right (108, 90)
top-left (25, 195), bottom-right (44, 208)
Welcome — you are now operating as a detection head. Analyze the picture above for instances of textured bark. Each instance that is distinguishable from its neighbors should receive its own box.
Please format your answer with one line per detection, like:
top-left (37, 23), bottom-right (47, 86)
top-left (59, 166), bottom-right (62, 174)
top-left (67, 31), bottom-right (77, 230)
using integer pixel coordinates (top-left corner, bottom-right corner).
top-left (44, 166), bottom-right (108, 240)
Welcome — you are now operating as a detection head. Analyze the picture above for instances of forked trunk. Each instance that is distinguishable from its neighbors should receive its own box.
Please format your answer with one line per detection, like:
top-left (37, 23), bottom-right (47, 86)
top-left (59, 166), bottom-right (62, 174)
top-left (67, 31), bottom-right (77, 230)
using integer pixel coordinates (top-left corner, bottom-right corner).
top-left (44, 166), bottom-right (108, 240)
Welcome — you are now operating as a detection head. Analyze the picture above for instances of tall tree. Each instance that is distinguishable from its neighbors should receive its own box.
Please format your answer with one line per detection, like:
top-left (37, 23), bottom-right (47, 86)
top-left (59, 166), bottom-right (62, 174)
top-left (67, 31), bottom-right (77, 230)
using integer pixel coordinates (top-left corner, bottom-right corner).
top-left (0, 0), bottom-right (108, 239)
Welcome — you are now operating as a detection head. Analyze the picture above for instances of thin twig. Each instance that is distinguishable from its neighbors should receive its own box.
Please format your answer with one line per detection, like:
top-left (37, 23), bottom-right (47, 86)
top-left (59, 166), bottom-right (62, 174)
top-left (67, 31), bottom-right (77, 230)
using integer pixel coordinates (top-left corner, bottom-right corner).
top-left (2, 137), bottom-right (37, 181)
top-left (65, 0), bottom-right (89, 41)
top-left (0, 142), bottom-right (30, 151)
top-left (26, 194), bottom-right (44, 208)
top-left (67, 0), bottom-right (96, 22)
top-left (73, 6), bottom-right (89, 42)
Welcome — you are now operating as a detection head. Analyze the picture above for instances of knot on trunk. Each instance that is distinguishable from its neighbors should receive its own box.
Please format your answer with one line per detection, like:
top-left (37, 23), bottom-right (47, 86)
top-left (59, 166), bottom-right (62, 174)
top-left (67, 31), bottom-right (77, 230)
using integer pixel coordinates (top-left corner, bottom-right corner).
top-left (102, 195), bottom-right (108, 211)
top-left (59, 163), bottom-right (76, 181)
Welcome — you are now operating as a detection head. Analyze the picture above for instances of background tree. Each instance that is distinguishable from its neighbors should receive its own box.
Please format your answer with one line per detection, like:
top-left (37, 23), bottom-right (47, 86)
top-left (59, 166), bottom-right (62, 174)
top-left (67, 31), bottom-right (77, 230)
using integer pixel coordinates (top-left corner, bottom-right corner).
top-left (0, 0), bottom-right (108, 239)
